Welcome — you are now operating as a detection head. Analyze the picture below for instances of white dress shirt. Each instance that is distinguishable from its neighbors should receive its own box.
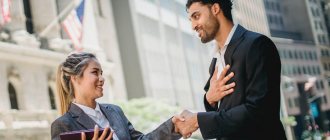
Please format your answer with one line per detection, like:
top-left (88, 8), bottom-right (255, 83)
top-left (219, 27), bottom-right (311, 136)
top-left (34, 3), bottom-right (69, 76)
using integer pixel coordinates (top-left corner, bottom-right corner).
top-left (213, 24), bottom-right (238, 79)
top-left (212, 24), bottom-right (238, 107)
top-left (73, 102), bottom-right (119, 140)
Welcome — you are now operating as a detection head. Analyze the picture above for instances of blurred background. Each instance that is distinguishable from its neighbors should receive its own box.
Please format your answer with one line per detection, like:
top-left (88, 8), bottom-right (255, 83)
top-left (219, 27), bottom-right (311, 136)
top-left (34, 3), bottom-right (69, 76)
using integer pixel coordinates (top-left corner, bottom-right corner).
top-left (0, 0), bottom-right (329, 139)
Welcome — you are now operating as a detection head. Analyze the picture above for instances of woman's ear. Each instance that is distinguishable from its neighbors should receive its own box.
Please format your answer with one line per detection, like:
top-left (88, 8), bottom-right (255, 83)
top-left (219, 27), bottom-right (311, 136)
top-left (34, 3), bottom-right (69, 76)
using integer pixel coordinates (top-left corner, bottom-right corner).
top-left (70, 76), bottom-right (78, 85)
top-left (211, 3), bottom-right (221, 15)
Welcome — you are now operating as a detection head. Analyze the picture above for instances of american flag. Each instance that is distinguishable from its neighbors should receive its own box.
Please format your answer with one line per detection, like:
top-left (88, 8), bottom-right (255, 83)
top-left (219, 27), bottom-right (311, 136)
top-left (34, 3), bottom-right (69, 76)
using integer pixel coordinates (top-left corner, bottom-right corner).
top-left (62, 0), bottom-right (85, 50)
top-left (0, 0), bottom-right (11, 25)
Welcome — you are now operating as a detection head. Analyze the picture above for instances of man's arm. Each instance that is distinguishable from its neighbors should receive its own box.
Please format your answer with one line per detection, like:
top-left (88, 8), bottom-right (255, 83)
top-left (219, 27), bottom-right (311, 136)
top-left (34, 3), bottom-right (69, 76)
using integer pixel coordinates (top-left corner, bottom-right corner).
top-left (198, 36), bottom-right (281, 139)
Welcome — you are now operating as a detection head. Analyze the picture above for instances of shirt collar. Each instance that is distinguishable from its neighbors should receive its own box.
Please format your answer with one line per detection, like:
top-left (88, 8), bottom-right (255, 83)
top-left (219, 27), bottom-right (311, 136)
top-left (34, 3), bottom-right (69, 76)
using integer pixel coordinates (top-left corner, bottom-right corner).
top-left (213, 24), bottom-right (238, 56)
top-left (73, 102), bottom-right (101, 118)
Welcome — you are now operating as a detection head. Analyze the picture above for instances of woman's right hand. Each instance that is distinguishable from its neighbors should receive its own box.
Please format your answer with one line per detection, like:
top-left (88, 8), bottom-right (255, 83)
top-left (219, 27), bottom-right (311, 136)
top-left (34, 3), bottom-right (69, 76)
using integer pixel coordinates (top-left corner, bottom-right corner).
top-left (81, 125), bottom-right (113, 140)
top-left (206, 65), bottom-right (236, 107)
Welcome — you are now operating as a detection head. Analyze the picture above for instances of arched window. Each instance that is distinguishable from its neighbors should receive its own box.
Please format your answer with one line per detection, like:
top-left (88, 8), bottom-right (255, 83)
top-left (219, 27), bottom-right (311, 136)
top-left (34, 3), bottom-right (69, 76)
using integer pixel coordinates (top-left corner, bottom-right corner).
top-left (48, 87), bottom-right (56, 110)
top-left (8, 82), bottom-right (19, 110)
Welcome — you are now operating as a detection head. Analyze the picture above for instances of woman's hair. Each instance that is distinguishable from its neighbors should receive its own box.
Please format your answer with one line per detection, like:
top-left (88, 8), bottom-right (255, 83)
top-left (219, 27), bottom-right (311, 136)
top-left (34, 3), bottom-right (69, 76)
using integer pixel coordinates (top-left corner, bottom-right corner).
top-left (56, 52), bottom-right (96, 115)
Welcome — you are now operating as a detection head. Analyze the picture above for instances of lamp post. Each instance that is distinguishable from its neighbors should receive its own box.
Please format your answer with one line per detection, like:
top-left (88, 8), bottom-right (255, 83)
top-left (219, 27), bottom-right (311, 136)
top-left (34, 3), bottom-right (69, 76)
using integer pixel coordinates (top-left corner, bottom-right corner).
top-left (281, 76), bottom-right (295, 140)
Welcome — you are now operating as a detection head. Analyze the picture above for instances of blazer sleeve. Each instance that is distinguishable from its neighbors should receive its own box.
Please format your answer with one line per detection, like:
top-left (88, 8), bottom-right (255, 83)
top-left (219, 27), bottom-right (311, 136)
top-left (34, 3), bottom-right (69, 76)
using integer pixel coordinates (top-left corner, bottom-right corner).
top-left (114, 106), bottom-right (181, 140)
top-left (197, 36), bottom-right (281, 139)
top-left (51, 117), bottom-right (72, 140)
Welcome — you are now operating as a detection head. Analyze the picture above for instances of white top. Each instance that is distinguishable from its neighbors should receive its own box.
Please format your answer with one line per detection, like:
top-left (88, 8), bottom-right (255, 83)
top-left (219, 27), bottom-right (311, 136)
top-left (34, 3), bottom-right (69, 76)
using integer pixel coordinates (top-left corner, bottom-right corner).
top-left (212, 24), bottom-right (238, 108)
top-left (73, 102), bottom-right (119, 140)
top-left (213, 24), bottom-right (238, 79)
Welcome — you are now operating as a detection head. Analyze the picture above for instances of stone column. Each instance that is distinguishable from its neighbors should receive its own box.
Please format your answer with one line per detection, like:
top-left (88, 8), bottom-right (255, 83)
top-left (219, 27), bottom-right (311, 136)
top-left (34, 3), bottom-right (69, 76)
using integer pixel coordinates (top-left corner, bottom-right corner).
top-left (29, 0), bottom-right (60, 39)
top-left (5, 0), bottom-right (26, 32)
top-left (19, 64), bottom-right (49, 110)
top-left (0, 62), bottom-right (10, 111)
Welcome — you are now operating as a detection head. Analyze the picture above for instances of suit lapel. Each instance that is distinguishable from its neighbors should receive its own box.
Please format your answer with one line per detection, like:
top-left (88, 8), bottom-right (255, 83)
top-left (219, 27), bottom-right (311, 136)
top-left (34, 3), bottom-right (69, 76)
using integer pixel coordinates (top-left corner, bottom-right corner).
top-left (224, 24), bottom-right (247, 65)
top-left (69, 103), bottom-right (98, 129)
top-left (204, 58), bottom-right (217, 92)
top-left (100, 104), bottom-right (128, 140)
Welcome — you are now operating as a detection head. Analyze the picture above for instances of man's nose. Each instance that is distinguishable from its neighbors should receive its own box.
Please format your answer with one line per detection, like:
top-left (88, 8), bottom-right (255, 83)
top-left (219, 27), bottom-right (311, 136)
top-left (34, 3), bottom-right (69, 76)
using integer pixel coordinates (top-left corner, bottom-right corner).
top-left (191, 22), bottom-right (197, 31)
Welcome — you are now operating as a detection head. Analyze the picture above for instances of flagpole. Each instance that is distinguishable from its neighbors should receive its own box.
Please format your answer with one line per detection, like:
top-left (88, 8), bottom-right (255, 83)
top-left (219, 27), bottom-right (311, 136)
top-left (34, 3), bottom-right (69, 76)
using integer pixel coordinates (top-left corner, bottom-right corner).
top-left (38, 0), bottom-right (79, 37)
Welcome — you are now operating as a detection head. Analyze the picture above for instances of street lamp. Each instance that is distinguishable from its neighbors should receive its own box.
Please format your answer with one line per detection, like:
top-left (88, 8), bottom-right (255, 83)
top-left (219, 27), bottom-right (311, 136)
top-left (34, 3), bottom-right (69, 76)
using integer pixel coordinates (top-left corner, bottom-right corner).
top-left (281, 76), bottom-right (295, 140)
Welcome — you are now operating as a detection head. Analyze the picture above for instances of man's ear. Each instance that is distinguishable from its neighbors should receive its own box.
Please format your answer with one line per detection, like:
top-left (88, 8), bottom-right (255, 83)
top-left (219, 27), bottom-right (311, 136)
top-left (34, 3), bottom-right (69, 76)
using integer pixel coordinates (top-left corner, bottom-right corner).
top-left (211, 3), bottom-right (221, 15)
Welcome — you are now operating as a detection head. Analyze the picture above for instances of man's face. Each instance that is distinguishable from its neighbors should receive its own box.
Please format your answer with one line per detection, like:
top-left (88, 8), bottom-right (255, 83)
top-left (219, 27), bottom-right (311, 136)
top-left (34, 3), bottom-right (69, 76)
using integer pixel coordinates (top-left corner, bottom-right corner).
top-left (188, 2), bottom-right (220, 43)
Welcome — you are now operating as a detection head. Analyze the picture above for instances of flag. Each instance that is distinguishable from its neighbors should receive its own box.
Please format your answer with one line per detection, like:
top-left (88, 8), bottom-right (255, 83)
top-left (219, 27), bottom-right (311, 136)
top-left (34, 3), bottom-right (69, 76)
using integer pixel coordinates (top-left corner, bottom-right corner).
top-left (62, 0), bottom-right (85, 50)
top-left (0, 0), bottom-right (11, 25)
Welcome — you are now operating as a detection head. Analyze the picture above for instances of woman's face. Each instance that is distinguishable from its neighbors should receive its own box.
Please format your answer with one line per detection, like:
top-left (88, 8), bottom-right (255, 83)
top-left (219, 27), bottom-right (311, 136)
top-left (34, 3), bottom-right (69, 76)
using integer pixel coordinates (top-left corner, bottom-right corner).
top-left (73, 59), bottom-right (104, 101)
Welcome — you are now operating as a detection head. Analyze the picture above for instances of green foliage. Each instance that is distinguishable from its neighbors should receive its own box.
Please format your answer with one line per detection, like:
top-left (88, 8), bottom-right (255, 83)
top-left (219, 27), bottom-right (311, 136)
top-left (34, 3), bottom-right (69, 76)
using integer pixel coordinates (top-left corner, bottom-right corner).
top-left (114, 98), bottom-right (181, 132)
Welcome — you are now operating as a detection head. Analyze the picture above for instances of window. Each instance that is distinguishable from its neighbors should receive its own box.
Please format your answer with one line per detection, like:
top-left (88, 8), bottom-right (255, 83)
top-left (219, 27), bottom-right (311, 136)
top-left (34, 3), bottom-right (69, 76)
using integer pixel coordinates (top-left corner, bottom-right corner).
top-left (8, 83), bottom-right (19, 110)
top-left (97, 0), bottom-right (104, 17)
top-left (49, 87), bottom-right (56, 110)
top-left (23, 0), bottom-right (34, 34)
top-left (323, 96), bottom-right (328, 104)
top-left (288, 98), bottom-right (293, 108)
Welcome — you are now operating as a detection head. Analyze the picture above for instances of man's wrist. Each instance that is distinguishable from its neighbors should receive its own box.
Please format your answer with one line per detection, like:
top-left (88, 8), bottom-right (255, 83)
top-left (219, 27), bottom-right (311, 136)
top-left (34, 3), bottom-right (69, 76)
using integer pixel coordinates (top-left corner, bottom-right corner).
top-left (206, 92), bottom-right (216, 107)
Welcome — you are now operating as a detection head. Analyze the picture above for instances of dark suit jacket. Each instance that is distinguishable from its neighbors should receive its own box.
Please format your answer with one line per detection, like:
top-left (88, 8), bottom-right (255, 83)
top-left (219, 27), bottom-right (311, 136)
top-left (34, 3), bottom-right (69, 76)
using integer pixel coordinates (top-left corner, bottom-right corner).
top-left (198, 25), bottom-right (287, 140)
top-left (51, 103), bottom-right (181, 140)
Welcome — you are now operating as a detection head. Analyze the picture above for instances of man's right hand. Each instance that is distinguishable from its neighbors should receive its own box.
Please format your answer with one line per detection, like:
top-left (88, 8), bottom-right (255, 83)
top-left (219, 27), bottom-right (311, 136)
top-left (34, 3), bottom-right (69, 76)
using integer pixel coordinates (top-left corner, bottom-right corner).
top-left (206, 65), bottom-right (235, 107)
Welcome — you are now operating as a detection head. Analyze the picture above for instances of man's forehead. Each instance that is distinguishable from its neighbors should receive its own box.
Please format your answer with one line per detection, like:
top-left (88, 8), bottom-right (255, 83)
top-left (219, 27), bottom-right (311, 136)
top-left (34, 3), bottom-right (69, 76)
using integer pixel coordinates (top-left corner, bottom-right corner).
top-left (188, 2), bottom-right (206, 16)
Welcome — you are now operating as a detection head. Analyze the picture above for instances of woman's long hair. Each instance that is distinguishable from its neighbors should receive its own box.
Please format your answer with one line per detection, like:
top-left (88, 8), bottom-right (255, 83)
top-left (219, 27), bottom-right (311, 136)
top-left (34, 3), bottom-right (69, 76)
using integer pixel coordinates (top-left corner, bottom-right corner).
top-left (56, 52), bottom-right (96, 115)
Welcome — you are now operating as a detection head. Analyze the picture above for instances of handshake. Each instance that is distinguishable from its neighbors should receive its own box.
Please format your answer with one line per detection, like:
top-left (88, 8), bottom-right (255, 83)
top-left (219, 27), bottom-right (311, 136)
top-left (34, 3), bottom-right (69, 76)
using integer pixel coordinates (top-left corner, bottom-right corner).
top-left (171, 110), bottom-right (199, 139)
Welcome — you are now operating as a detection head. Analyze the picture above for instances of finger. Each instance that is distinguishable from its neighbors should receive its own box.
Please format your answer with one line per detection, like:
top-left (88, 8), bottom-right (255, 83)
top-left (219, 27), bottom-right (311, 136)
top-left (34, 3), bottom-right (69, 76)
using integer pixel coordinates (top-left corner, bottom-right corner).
top-left (100, 127), bottom-right (110, 139)
top-left (106, 131), bottom-right (113, 140)
top-left (222, 82), bottom-right (235, 91)
top-left (219, 65), bottom-right (230, 80)
top-left (220, 72), bottom-right (234, 85)
top-left (211, 66), bottom-right (219, 81)
top-left (81, 132), bottom-right (86, 140)
top-left (224, 88), bottom-right (234, 95)
top-left (93, 125), bottom-right (99, 140)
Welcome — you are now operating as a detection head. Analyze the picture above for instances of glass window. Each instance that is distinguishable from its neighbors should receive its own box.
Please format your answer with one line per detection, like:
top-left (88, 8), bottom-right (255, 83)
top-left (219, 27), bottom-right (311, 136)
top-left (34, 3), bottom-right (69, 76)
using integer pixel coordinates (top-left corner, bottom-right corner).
top-left (160, 0), bottom-right (172, 11)
top-left (288, 98), bottom-right (293, 108)
top-left (8, 83), bottom-right (19, 110)
top-left (49, 87), bottom-right (56, 110)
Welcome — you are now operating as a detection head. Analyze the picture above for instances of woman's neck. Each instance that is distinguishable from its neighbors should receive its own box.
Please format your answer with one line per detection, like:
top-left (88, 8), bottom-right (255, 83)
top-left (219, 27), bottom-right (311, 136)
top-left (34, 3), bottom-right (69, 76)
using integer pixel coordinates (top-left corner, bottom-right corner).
top-left (74, 99), bottom-right (97, 109)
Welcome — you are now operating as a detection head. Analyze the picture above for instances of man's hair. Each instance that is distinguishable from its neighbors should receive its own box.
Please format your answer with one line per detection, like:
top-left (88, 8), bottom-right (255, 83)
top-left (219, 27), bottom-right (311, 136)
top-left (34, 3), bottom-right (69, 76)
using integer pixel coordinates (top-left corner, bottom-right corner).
top-left (186, 0), bottom-right (233, 22)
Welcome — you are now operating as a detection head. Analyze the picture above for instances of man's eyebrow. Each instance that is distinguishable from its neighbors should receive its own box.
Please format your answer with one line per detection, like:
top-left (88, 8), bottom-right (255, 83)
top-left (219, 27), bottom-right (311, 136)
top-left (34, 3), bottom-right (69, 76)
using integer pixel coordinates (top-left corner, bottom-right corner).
top-left (189, 11), bottom-right (199, 20)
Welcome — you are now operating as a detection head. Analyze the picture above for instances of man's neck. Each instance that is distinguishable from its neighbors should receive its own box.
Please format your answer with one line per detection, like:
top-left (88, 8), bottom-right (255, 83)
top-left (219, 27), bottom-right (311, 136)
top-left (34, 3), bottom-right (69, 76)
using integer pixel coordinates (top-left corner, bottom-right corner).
top-left (215, 21), bottom-right (234, 50)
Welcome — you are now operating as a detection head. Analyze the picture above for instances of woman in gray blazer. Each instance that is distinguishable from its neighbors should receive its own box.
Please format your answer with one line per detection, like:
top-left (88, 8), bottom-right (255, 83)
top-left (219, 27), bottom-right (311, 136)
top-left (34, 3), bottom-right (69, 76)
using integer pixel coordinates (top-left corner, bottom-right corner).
top-left (51, 52), bottom-right (181, 140)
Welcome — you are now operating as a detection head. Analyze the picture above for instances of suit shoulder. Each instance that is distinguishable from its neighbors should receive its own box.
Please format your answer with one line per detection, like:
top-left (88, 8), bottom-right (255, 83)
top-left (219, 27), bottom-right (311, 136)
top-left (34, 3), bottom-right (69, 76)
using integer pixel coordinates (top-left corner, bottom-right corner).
top-left (244, 30), bottom-right (271, 42)
top-left (100, 103), bottom-right (123, 112)
top-left (51, 113), bottom-right (72, 127)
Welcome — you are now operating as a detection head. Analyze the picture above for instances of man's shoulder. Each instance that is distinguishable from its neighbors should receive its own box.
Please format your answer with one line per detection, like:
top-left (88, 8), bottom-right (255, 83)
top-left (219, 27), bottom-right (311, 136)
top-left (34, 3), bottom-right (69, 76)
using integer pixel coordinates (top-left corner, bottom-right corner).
top-left (244, 30), bottom-right (268, 41)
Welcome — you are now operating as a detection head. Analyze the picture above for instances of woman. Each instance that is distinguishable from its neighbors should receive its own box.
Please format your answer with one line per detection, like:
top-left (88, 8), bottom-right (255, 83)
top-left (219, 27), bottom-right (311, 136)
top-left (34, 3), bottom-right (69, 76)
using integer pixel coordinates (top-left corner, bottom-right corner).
top-left (51, 52), bottom-right (182, 140)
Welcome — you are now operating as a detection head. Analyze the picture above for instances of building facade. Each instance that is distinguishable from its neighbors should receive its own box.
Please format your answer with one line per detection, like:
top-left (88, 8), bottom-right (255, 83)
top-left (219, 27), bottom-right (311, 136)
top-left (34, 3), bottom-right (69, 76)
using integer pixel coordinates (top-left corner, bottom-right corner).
top-left (0, 0), bottom-right (125, 139)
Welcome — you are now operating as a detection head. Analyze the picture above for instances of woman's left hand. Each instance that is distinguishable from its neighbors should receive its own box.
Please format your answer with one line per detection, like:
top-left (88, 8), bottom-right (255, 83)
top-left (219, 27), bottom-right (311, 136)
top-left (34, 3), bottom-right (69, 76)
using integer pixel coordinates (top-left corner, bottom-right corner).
top-left (81, 126), bottom-right (113, 140)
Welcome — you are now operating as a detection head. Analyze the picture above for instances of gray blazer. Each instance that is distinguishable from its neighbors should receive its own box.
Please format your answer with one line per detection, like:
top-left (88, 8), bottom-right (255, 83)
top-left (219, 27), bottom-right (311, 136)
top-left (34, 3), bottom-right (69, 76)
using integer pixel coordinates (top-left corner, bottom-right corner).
top-left (51, 103), bottom-right (181, 140)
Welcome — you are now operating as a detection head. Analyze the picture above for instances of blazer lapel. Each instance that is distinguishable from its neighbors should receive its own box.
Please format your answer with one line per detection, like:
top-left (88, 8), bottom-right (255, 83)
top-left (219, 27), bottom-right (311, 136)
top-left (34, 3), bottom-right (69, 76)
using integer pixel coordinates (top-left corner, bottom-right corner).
top-left (204, 58), bottom-right (217, 92)
top-left (100, 104), bottom-right (128, 140)
top-left (224, 24), bottom-right (247, 65)
top-left (69, 103), bottom-right (98, 129)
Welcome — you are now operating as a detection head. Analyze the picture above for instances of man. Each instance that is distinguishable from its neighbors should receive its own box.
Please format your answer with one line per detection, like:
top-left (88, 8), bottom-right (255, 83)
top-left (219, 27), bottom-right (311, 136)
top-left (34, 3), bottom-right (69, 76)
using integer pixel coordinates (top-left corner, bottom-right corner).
top-left (173, 0), bottom-right (287, 139)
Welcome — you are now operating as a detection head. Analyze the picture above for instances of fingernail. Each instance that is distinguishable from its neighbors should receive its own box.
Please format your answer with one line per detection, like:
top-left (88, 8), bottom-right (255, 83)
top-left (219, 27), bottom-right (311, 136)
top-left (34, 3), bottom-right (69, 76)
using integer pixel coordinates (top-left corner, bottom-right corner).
top-left (95, 125), bottom-right (98, 128)
top-left (226, 65), bottom-right (230, 68)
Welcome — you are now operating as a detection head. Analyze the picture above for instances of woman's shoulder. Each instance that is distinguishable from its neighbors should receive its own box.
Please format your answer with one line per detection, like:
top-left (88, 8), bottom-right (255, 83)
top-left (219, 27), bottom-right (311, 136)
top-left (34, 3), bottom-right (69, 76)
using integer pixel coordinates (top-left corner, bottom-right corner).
top-left (99, 103), bottom-right (125, 114)
top-left (51, 112), bottom-right (73, 127)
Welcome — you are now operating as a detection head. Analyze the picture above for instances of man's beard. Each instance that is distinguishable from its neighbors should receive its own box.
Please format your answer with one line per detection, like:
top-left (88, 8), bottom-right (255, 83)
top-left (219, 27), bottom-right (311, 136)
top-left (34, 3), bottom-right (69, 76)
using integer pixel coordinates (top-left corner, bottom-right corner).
top-left (201, 15), bottom-right (220, 43)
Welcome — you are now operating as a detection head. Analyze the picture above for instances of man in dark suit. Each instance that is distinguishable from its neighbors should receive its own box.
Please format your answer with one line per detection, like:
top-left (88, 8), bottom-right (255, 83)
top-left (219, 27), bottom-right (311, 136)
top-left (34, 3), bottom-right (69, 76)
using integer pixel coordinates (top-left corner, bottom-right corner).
top-left (173, 0), bottom-right (287, 139)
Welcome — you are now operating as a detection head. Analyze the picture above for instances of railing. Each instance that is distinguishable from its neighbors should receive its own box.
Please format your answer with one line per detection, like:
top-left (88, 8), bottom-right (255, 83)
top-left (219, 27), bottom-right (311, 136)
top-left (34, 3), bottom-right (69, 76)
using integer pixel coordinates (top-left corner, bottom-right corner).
top-left (0, 110), bottom-right (60, 140)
